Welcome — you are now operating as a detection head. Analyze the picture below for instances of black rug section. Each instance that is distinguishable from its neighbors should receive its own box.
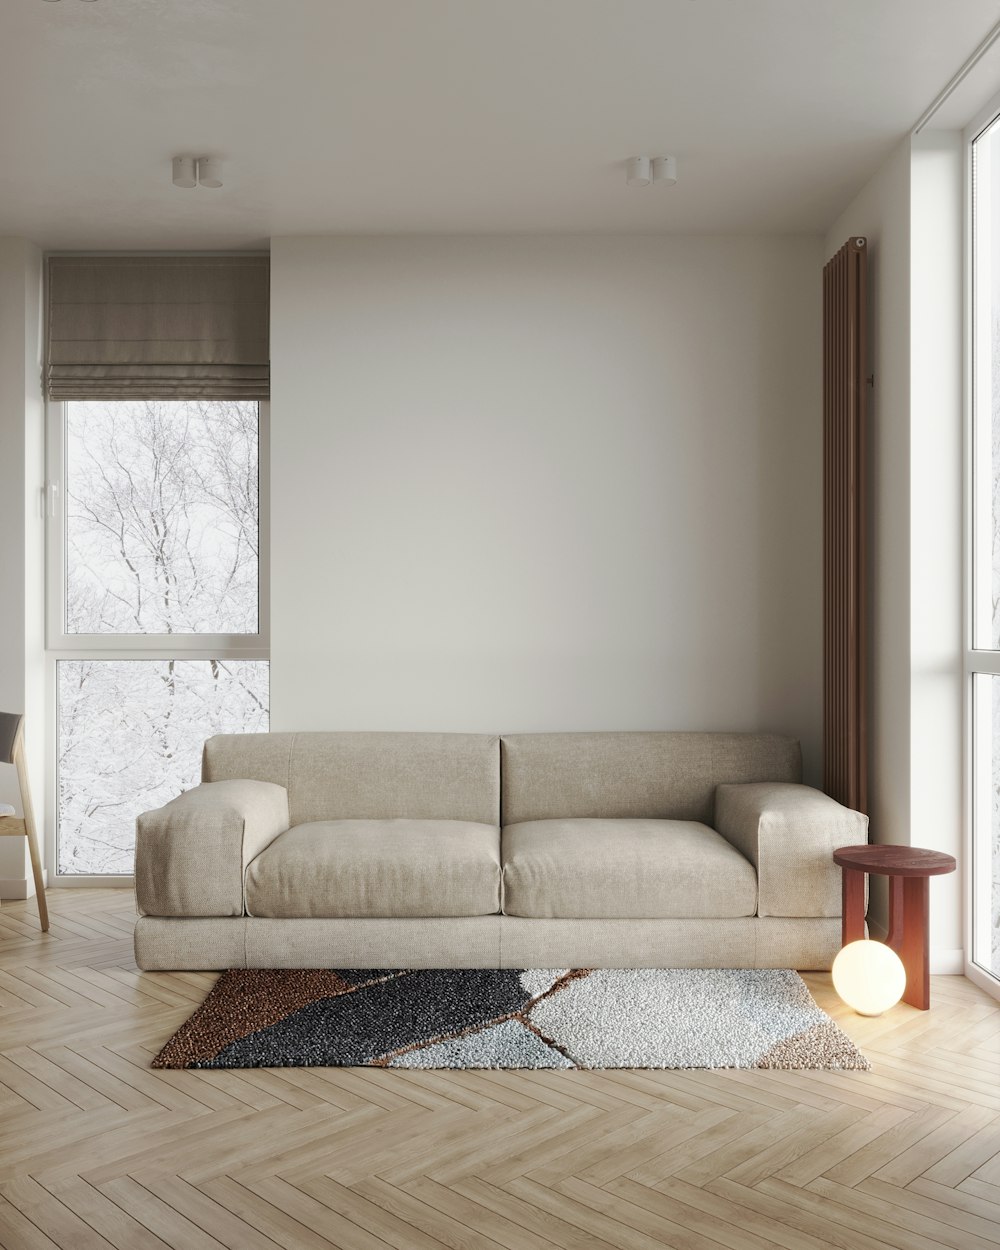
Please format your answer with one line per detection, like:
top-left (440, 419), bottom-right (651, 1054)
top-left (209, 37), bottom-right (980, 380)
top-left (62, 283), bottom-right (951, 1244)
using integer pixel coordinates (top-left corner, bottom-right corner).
top-left (204, 967), bottom-right (532, 1068)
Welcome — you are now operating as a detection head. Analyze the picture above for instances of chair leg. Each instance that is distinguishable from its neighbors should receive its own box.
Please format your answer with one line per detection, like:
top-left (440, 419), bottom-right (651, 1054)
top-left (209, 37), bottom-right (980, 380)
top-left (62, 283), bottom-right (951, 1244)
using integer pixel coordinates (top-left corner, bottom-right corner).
top-left (24, 819), bottom-right (48, 932)
top-left (14, 739), bottom-right (48, 932)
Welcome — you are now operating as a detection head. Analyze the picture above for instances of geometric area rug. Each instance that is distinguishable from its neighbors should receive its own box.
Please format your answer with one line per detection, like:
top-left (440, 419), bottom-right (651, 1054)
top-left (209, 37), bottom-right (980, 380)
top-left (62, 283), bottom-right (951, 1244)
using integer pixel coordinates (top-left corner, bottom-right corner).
top-left (153, 968), bottom-right (870, 1071)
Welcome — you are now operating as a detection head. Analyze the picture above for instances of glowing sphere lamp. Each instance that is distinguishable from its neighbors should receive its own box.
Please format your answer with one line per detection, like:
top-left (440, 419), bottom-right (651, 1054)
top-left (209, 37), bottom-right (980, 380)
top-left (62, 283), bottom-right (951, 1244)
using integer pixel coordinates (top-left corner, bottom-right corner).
top-left (832, 939), bottom-right (906, 1016)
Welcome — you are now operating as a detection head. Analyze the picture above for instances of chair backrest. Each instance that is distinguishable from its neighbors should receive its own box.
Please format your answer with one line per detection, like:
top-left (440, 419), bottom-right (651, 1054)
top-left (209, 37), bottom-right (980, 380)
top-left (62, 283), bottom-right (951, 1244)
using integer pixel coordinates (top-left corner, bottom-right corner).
top-left (0, 713), bottom-right (23, 767)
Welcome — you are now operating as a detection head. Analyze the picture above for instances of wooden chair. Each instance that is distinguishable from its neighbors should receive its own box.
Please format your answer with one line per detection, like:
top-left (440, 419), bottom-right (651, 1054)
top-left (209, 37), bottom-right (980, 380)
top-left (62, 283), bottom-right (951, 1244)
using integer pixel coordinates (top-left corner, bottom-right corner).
top-left (0, 713), bottom-right (49, 931)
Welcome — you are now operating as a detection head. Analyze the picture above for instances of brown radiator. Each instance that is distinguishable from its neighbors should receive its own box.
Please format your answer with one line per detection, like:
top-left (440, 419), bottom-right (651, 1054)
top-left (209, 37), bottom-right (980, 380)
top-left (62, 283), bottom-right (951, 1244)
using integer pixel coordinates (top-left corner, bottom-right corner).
top-left (823, 237), bottom-right (868, 814)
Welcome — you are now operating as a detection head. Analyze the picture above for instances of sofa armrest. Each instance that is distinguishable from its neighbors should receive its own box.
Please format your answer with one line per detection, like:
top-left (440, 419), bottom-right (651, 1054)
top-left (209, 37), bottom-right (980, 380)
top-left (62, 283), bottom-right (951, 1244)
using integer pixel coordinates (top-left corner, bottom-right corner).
top-left (714, 782), bottom-right (868, 918)
top-left (135, 780), bottom-right (289, 918)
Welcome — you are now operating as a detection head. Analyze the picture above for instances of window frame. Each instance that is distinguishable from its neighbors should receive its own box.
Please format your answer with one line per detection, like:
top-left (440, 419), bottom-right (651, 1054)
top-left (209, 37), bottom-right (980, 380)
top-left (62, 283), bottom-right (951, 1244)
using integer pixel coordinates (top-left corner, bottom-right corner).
top-left (966, 93), bottom-right (1000, 996)
top-left (43, 398), bottom-right (270, 885)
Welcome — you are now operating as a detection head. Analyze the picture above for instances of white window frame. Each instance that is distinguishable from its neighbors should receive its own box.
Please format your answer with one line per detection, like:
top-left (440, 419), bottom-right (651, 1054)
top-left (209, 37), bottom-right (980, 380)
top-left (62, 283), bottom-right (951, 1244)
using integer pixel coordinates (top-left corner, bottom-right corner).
top-left (966, 93), bottom-right (1000, 996)
top-left (43, 399), bottom-right (270, 885)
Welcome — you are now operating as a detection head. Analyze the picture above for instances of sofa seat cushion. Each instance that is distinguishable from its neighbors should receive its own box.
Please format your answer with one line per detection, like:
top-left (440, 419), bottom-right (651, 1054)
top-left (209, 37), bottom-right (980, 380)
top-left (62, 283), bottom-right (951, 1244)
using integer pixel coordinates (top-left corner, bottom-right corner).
top-left (245, 819), bottom-right (501, 918)
top-left (501, 819), bottom-right (757, 919)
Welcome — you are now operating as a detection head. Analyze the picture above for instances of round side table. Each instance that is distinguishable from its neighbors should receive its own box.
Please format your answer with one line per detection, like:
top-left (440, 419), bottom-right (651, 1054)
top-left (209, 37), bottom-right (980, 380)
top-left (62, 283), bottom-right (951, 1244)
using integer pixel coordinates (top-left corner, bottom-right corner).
top-left (833, 845), bottom-right (956, 1010)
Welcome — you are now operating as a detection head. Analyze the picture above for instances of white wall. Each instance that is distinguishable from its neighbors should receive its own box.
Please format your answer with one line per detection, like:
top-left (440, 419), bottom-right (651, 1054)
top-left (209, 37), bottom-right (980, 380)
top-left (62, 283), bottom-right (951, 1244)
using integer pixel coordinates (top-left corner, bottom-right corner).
top-left (825, 135), bottom-right (965, 969)
top-left (0, 238), bottom-right (44, 898)
top-left (270, 235), bottom-right (824, 779)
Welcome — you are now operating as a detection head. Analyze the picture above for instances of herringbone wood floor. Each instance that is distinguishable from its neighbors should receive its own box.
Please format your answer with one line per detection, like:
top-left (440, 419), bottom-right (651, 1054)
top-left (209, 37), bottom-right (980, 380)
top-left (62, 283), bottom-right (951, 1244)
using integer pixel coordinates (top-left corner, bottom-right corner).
top-left (0, 890), bottom-right (998, 1249)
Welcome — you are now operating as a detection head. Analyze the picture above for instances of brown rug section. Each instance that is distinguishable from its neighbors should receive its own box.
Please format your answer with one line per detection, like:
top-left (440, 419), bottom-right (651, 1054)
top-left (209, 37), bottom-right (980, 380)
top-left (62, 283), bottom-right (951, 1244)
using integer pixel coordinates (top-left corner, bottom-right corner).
top-left (153, 969), bottom-right (372, 1067)
top-left (755, 1019), bottom-right (870, 1070)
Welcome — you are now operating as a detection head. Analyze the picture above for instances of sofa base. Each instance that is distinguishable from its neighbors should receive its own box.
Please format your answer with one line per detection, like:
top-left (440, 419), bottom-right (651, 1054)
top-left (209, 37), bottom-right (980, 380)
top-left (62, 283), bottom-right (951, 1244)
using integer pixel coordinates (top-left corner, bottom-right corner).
top-left (134, 915), bottom-right (842, 972)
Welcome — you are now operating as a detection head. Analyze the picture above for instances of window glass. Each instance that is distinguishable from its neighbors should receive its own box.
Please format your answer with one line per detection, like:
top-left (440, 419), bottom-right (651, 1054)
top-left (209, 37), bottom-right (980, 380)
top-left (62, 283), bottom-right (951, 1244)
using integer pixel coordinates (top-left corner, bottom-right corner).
top-left (972, 118), bottom-right (1000, 981)
top-left (53, 397), bottom-right (268, 877)
top-left (972, 674), bottom-right (1000, 977)
top-left (973, 119), bottom-right (1000, 648)
top-left (65, 400), bottom-right (259, 634)
top-left (57, 659), bottom-right (269, 875)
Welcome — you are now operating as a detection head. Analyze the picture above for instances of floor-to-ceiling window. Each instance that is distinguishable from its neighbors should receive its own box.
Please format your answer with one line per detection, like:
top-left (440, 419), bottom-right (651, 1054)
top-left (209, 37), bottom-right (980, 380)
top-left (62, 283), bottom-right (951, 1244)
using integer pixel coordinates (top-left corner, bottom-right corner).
top-left (970, 109), bottom-right (1000, 984)
top-left (46, 398), bottom-right (269, 879)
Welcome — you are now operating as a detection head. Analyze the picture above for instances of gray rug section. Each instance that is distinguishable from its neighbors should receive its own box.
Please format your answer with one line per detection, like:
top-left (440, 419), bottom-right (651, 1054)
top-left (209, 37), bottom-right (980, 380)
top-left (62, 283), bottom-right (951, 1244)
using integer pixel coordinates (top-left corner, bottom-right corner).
top-left (389, 1018), bottom-right (575, 1069)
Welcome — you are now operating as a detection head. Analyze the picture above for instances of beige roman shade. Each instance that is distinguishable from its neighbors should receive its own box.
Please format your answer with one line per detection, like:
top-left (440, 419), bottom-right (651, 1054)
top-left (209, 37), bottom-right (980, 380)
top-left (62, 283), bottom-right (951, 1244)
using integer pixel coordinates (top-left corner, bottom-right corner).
top-left (45, 255), bottom-right (269, 400)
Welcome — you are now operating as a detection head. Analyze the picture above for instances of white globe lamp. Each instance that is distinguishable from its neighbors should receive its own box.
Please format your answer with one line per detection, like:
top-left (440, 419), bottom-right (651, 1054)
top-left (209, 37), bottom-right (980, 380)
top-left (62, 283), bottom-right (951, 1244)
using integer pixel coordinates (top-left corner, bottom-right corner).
top-left (832, 939), bottom-right (907, 1016)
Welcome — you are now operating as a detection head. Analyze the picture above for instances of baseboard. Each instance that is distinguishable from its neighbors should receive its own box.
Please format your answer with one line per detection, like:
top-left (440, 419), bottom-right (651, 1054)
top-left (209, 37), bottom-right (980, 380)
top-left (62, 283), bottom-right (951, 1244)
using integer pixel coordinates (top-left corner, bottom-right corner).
top-left (930, 948), bottom-right (965, 975)
top-left (0, 871), bottom-right (47, 901)
top-left (856, 918), bottom-right (963, 975)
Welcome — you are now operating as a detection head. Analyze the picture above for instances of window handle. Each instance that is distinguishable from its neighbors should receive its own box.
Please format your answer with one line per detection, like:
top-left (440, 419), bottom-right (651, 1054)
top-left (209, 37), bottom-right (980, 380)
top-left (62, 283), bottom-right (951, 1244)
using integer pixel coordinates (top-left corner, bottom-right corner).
top-left (46, 481), bottom-right (59, 519)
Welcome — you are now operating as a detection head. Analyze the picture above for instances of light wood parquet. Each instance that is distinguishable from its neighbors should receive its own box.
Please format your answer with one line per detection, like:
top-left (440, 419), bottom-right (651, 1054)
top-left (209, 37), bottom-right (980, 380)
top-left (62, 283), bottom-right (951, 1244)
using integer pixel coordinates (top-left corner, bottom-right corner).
top-left (0, 888), bottom-right (998, 1249)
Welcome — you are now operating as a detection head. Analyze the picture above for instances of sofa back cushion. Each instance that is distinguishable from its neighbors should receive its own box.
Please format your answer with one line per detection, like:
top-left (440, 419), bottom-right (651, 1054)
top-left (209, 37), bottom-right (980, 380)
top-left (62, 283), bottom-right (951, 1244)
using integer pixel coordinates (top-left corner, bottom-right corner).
top-left (500, 732), bottom-right (801, 825)
top-left (203, 732), bottom-right (500, 826)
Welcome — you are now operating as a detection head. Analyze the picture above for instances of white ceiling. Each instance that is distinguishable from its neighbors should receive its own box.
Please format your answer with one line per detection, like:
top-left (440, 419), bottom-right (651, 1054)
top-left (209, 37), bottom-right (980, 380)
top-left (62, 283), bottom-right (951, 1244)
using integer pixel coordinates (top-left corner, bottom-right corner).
top-left (1, 0), bottom-right (999, 249)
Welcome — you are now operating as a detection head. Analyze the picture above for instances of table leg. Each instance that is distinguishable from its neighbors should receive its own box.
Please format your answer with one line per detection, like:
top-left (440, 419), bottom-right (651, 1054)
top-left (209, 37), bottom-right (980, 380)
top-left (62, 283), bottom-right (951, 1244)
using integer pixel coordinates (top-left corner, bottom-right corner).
top-left (886, 877), bottom-right (904, 947)
top-left (841, 867), bottom-right (866, 945)
top-left (885, 875), bottom-right (930, 1010)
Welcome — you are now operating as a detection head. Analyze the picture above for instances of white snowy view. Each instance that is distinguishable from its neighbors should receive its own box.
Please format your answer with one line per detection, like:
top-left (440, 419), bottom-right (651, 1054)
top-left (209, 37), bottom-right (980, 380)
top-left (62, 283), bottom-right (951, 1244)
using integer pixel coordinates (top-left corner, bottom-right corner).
top-left (58, 660), bottom-right (268, 875)
top-left (988, 117), bottom-right (1000, 975)
top-left (992, 678), bottom-right (1000, 974)
top-left (57, 400), bottom-right (269, 876)
top-left (65, 400), bottom-right (260, 635)
top-left (993, 365), bottom-right (1000, 971)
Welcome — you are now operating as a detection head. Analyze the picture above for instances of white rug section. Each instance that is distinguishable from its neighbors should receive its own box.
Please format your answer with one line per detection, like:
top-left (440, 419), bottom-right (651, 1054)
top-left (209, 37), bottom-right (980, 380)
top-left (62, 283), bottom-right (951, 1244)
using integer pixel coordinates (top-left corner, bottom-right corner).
top-left (527, 968), bottom-right (860, 1069)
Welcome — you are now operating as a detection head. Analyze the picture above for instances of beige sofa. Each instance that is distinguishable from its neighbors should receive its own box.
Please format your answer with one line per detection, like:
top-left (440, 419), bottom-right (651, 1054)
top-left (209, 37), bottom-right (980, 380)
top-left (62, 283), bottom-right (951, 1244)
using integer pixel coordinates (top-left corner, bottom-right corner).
top-left (133, 731), bottom-right (867, 971)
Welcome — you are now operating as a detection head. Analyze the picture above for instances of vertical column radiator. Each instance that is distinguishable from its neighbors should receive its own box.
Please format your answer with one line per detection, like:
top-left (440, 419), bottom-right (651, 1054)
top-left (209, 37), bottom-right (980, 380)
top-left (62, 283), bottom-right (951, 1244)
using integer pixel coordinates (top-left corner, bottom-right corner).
top-left (823, 237), bottom-right (868, 814)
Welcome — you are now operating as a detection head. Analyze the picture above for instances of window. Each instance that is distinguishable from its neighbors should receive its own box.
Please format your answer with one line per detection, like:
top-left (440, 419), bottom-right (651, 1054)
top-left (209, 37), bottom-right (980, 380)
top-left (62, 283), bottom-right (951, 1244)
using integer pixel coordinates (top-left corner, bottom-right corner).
top-left (971, 111), bottom-right (1000, 983)
top-left (47, 399), bottom-right (269, 877)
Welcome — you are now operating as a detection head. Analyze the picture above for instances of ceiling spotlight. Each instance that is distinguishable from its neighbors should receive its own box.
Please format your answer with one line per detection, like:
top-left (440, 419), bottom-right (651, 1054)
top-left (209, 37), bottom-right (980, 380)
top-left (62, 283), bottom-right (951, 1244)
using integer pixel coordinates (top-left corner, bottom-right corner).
top-left (626, 156), bottom-right (651, 186)
top-left (172, 155), bottom-right (223, 189)
top-left (652, 156), bottom-right (678, 185)
top-left (171, 156), bottom-right (197, 189)
top-left (626, 155), bottom-right (678, 188)
top-left (197, 157), bottom-right (223, 188)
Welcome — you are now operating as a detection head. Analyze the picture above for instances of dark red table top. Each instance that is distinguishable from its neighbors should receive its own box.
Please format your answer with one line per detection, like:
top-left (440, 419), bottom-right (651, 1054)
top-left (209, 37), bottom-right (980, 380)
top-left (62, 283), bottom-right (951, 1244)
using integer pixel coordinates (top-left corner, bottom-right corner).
top-left (833, 844), bottom-right (957, 877)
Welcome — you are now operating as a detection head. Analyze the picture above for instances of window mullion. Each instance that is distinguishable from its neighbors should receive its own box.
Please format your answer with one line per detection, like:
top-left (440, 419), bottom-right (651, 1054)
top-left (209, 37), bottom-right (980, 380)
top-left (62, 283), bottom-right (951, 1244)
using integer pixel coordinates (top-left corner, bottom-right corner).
top-left (49, 635), bottom-right (269, 660)
top-left (968, 651), bottom-right (1000, 676)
